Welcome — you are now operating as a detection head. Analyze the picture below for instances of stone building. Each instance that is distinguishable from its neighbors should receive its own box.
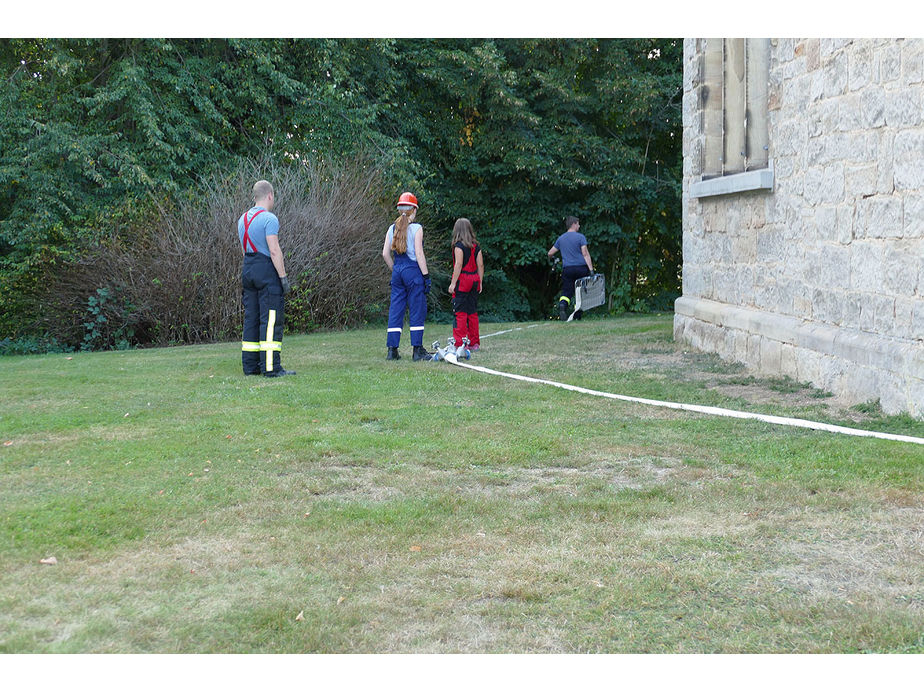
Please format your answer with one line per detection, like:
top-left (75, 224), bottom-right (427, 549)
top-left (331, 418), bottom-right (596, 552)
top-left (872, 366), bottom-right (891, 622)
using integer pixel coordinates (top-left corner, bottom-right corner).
top-left (674, 38), bottom-right (924, 418)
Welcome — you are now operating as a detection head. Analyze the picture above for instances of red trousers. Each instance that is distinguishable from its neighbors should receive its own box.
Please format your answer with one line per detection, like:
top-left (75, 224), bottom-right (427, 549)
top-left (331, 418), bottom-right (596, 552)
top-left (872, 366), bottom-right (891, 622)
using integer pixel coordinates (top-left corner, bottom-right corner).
top-left (452, 273), bottom-right (480, 347)
top-left (453, 311), bottom-right (480, 348)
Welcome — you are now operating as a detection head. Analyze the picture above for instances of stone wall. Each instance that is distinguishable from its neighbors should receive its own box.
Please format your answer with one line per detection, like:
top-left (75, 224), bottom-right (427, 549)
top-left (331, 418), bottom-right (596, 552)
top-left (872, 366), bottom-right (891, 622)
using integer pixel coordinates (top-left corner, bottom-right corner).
top-left (675, 38), bottom-right (924, 417)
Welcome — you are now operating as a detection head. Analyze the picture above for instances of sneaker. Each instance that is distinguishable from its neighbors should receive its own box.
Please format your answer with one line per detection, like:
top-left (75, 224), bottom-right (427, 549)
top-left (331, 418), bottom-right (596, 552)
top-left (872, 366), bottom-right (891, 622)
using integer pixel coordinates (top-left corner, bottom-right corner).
top-left (264, 368), bottom-right (296, 377)
top-left (470, 344), bottom-right (480, 351)
top-left (386, 347), bottom-right (401, 360)
top-left (412, 345), bottom-right (433, 361)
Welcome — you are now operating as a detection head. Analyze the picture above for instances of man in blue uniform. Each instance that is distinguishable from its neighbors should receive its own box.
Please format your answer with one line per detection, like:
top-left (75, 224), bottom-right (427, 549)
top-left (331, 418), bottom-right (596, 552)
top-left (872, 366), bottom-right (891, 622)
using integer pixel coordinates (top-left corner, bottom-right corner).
top-left (548, 216), bottom-right (594, 321)
top-left (238, 180), bottom-right (295, 377)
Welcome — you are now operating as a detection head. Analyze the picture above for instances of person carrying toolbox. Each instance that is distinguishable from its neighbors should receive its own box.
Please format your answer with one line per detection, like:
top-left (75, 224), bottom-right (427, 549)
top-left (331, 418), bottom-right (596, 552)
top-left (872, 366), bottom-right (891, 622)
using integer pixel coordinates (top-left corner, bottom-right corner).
top-left (548, 215), bottom-right (594, 321)
top-left (238, 179), bottom-right (295, 377)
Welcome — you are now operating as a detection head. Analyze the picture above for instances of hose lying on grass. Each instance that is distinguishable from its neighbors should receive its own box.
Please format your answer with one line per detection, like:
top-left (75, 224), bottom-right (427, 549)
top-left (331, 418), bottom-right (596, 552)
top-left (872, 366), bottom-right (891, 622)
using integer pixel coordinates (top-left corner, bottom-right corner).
top-left (441, 327), bottom-right (924, 446)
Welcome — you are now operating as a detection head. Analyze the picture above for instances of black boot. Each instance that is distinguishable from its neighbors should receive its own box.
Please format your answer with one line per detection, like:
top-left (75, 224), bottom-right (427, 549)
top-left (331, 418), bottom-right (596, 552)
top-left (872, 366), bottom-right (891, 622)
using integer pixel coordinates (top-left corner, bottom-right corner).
top-left (559, 300), bottom-right (570, 321)
top-left (264, 368), bottom-right (296, 377)
top-left (412, 345), bottom-right (432, 361)
top-left (386, 347), bottom-right (401, 360)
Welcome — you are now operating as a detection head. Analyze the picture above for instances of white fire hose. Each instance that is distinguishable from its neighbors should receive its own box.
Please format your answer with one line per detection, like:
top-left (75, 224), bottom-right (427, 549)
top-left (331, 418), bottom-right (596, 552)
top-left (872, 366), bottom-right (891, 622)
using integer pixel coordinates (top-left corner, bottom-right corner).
top-left (440, 325), bottom-right (924, 446)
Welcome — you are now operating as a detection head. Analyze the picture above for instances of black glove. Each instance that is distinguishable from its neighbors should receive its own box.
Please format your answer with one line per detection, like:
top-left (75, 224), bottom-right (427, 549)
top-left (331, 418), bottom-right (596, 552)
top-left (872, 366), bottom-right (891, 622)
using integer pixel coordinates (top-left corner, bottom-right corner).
top-left (280, 275), bottom-right (291, 295)
top-left (422, 273), bottom-right (431, 294)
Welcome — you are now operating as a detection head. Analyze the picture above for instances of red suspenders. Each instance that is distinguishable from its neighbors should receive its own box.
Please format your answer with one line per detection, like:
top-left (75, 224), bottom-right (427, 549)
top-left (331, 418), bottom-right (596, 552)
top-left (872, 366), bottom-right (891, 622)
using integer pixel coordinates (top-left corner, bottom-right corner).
top-left (461, 243), bottom-right (479, 274)
top-left (242, 209), bottom-right (265, 253)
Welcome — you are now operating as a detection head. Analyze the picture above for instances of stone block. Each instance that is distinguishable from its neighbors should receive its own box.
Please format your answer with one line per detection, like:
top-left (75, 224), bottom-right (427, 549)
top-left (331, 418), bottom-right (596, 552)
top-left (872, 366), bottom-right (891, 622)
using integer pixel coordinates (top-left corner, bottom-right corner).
top-left (747, 334), bottom-right (761, 368)
top-left (876, 131), bottom-right (895, 194)
top-left (880, 43), bottom-right (902, 83)
top-left (884, 243), bottom-right (919, 296)
top-left (713, 267), bottom-right (739, 305)
top-left (812, 288), bottom-right (844, 326)
top-left (907, 377), bottom-right (924, 418)
top-left (902, 40), bottom-right (924, 84)
top-left (912, 301), bottom-right (924, 339)
top-left (822, 52), bottom-right (848, 98)
top-left (856, 196), bottom-right (903, 239)
top-left (859, 85), bottom-right (886, 128)
top-left (795, 347), bottom-right (824, 387)
top-left (820, 39), bottom-right (853, 59)
top-left (800, 323), bottom-right (838, 354)
top-left (872, 294), bottom-right (897, 335)
top-left (837, 94), bottom-right (864, 131)
top-left (894, 129), bottom-right (924, 161)
top-left (780, 343), bottom-right (799, 379)
top-left (907, 342), bottom-right (924, 381)
top-left (760, 337), bottom-right (783, 375)
top-left (806, 39), bottom-right (821, 71)
top-left (841, 292), bottom-right (863, 330)
top-left (895, 158), bottom-right (924, 192)
top-left (817, 244), bottom-right (851, 290)
top-left (845, 164), bottom-right (879, 199)
top-left (903, 193), bottom-right (924, 238)
top-left (894, 297), bottom-right (916, 336)
top-left (848, 42), bottom-right (875, 91)
top-left (884, 87), bottom-right (923, 127)
top-left (838, 206), bottom-right (856, 244)
top-left (733, 330), bottom-right (749, 364)
top-left (843, 365), bottom-right (883, 405)
top-left (804, 165), bottom-right (846, 205)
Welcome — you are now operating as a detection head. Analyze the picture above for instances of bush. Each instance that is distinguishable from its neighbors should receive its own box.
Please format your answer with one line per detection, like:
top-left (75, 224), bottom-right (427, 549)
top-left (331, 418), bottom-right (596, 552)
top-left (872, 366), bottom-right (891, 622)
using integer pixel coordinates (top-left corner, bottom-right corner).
top-left (41, 155), bottom-right (391, 349)
top-left (0, 335), bottom-right (71, 356)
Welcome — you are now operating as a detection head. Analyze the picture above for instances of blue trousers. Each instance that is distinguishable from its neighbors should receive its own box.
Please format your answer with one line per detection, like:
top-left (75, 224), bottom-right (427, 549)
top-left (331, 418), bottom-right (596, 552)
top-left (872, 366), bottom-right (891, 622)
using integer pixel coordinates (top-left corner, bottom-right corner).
top-left (387, 258), bottom-right (427, 348)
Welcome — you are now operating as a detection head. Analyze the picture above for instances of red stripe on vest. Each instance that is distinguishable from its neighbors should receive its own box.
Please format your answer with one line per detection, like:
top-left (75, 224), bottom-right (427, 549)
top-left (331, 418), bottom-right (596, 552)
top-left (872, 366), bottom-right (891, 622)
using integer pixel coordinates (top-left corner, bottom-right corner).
top-left (242, 209), bottom-right (264, 253)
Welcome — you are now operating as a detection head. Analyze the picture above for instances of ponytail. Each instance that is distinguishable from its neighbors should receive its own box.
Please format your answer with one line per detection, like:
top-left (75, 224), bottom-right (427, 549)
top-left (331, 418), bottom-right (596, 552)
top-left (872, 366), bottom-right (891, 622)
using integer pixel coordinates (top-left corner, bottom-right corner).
top-left (391, 211), bottom-right (410, 254)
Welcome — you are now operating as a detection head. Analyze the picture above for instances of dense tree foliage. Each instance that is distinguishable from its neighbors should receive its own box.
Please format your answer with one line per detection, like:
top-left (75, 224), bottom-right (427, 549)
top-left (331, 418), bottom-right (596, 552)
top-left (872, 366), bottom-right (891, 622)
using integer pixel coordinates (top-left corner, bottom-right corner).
top-left (0, 38), bottom-right (681, 348)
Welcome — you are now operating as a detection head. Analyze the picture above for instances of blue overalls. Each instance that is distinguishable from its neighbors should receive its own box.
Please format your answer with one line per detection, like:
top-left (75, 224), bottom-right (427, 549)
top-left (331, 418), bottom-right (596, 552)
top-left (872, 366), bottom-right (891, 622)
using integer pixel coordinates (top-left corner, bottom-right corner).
top-left (386, 223), bottom-right (427, 348)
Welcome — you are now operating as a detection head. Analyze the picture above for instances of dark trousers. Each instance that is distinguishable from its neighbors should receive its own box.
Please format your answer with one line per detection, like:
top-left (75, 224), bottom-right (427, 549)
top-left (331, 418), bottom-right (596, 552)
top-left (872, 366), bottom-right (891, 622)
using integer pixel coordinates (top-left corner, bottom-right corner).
top-left (560, 265), bottom-right (591, 319)
top-left (241, 253), bottom-right (285, 375)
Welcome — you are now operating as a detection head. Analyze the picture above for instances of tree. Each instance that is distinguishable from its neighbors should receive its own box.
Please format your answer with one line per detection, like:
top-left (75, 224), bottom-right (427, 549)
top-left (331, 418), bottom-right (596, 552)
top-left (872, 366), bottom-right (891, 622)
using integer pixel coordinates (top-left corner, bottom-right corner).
top-left (0, 38), bottom-right (682, 346)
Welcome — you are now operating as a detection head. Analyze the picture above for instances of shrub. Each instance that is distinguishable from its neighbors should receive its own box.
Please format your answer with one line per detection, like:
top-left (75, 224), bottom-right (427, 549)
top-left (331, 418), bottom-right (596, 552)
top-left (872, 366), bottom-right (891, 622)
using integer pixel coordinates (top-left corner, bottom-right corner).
top-left (41, 155), bottom-right (391, 349)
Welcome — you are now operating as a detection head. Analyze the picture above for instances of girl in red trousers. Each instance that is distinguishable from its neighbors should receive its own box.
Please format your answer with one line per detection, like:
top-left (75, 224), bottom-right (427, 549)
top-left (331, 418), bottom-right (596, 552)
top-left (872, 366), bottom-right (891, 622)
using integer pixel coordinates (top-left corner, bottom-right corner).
top-left (447, 218), bottom-right (484, 350)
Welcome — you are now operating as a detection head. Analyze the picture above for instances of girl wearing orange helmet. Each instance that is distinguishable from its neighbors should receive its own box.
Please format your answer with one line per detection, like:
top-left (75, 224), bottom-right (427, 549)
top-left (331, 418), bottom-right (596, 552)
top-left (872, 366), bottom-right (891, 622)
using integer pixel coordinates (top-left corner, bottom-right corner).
top-left (382, 192), bottom-right (432, 361)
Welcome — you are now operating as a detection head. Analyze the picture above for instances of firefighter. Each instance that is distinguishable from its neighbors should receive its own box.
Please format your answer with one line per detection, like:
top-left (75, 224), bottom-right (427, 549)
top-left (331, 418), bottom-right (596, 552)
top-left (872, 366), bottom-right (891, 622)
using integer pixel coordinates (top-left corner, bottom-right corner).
top-left (447, 217), bottom-right (483, 350)
top-left (238, 180), bottom-right (295, 377)
top-left (548, 215), bottom-right (594, 321)
top-left (382, 192), bottom-right (432, 361)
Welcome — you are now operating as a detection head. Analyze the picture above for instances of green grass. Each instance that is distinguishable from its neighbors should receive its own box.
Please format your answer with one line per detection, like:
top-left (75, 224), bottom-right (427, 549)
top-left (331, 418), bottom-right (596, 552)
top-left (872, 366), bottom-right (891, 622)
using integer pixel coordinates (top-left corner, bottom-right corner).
top-left (1, 314), bottom-right (923, 653)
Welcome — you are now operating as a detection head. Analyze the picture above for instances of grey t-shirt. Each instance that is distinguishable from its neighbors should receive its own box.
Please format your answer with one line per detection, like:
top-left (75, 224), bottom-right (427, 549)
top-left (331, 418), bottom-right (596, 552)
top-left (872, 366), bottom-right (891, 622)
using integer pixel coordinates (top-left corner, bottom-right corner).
top-left (554, 231), bottom-right (588, 267)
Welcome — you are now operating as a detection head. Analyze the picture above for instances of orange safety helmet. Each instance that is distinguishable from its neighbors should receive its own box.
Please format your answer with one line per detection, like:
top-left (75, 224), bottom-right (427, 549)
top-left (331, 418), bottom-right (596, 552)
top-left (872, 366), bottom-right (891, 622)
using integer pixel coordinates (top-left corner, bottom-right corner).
top-left (396, 192), bottom-right (419, 209)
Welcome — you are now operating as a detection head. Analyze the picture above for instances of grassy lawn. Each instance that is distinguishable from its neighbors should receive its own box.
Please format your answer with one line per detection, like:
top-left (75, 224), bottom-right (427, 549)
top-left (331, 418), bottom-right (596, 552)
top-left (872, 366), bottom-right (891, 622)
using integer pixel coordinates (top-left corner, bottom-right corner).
top-left (1, 314), bottom-right (923, 653)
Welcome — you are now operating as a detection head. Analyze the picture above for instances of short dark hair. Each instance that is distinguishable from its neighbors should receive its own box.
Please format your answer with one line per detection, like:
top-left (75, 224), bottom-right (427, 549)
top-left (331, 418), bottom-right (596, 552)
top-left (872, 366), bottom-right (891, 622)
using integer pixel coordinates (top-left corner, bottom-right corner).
top-left (565, 216), bottom-right (579, 229)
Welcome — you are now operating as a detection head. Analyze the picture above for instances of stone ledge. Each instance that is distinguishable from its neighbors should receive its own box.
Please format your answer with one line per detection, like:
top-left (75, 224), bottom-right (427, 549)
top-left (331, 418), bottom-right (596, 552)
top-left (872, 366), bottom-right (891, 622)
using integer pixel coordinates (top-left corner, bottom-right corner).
top-left (674, 296), bottom-right (924, 417)
top-left (690, 167), bottom-right (775, 198)
top-left (675, 296), bottom-right (924, 379)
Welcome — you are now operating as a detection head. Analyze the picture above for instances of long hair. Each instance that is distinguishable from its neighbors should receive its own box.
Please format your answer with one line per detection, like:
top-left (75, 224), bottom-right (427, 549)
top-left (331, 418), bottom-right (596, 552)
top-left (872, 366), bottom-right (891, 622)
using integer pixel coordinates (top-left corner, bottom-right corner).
top-left (391, 206), bottom-right (415, 254)
top-left (451, 218), bottom-right (476, 248)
